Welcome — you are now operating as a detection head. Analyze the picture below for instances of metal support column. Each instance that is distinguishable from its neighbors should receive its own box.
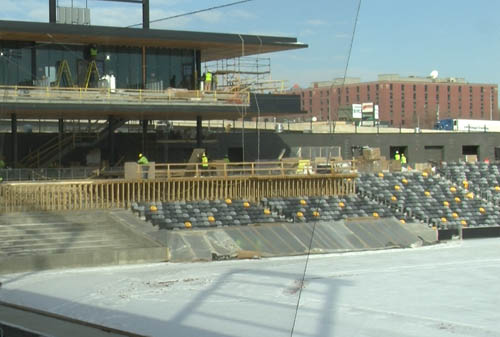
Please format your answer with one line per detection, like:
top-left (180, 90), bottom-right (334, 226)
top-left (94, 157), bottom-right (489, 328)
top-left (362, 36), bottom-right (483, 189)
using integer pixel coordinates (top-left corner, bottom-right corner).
top-left (196, 116), bottom-right (202, 148)
top-left (108, 116), bottom-right (115, 166)
top-left (49, 0), bottom-right (56, 23)
top-left (11, 114), bottom-right (17, 168)
top-left (143, 0), bottom-right (150, 29)
top-left (58, 118), bottom-right (64, 167)
top-left (142, 119), bottom-right (148, 154)
top-left (195, 50), bottom-right (201, 90)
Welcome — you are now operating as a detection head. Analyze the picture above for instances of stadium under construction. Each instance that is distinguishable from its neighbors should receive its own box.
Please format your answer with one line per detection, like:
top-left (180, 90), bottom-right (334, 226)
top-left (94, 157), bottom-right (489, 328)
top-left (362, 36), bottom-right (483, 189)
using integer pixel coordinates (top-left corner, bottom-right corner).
top-left (1, 1), bottom-right (500, 336)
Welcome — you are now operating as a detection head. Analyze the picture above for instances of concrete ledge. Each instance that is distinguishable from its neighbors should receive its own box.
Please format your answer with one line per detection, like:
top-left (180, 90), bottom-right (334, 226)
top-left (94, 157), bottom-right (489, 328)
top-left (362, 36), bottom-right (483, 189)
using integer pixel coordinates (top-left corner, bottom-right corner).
top-left (463, 226), bottom-right (500, 239)
top-left (0, 247), bottom-right (169, 275)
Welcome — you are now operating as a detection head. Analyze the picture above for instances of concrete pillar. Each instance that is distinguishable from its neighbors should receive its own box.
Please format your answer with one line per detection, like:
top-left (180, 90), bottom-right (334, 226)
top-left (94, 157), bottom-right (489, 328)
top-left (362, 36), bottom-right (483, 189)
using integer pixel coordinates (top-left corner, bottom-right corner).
top-left (11, 114), bottom-right (17, 168)
top-left (196, 116), bottom-right (202, 148)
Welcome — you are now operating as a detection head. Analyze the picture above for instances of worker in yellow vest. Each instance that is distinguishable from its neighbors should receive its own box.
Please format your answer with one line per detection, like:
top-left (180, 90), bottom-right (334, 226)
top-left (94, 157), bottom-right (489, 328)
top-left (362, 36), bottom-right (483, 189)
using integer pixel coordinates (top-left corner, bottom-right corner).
top-left (138, 153), bottom-right (149, 179)
top-left (201, 152), bottom-right (208, 176)
top-left (401, 153), bottom-right (407, 168)
top-left (205, 71), bottom-right (212, 91)
top-left (394, 150), bottom-right (400, 161)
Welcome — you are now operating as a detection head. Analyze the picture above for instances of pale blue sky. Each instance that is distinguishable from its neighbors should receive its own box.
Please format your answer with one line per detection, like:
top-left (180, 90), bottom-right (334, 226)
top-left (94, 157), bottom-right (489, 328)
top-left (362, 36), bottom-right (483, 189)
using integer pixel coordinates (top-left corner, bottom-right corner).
top-left (2, 0), bottom-right (500, 88)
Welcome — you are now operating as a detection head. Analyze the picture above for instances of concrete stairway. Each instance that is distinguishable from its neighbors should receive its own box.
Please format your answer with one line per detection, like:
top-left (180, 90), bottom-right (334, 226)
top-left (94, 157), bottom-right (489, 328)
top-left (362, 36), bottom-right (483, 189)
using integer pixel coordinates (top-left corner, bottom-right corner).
top-left (0, 210), bottom-right (169, 274)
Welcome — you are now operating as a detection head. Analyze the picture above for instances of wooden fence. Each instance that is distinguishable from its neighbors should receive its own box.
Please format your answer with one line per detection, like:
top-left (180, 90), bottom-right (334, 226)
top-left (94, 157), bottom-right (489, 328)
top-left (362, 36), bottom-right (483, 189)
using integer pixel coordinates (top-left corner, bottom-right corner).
top-left (0, 174), bottom-right (356, 213)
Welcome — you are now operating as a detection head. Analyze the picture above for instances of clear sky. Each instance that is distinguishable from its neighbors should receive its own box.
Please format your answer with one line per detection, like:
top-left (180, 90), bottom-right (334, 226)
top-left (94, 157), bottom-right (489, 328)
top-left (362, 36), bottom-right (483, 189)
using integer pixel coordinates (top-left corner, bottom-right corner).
top-left (2, 0), bottom-right (500, 88)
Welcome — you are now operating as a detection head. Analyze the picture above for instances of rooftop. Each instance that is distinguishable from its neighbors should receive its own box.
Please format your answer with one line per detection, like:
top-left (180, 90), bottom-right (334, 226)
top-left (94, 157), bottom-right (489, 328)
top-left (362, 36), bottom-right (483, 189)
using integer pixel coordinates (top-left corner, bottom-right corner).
top-left (309, 74), bottom-right (498, 89)
top-left (0, 20), bottom-right (307, 62)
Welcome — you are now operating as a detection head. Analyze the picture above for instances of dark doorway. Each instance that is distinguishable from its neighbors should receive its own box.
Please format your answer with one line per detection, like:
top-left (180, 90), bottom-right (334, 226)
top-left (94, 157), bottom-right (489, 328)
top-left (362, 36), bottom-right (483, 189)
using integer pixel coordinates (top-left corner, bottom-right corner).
top-left (462, 145), bottom-right (479, 161)
top-left (424, 145), bottom-right (444, 163)
top-left (462, 145), bottom-right (479, 156)
top-left (390, 146), bottom-right (407, 161)
top-left (495, 147), bottom-right (500, 161)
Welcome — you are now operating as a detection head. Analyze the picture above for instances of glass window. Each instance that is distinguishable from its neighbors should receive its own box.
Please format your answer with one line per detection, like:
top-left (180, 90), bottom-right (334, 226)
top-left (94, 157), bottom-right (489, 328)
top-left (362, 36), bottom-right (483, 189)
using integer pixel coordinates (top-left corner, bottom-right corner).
top-left (0, 41), bottom-right (34, 86)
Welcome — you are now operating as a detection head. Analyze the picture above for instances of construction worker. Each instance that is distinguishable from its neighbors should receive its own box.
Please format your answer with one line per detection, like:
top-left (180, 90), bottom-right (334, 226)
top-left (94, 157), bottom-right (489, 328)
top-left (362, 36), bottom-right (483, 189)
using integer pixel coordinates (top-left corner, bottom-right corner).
top-left (394, 150), bottom-right (400, 161)
top-left (205, 71), bottom-right (212, 91)
top-left (90, 45), bottom-right (97, 60)
top-left (401, 153), bottom-right (407, 168)
top-left (137, 153), bottom-right (149, 179)
top-left (224, 154), bottom-right (230, 163)
top-left (201, 152), bottom-right (208, 176)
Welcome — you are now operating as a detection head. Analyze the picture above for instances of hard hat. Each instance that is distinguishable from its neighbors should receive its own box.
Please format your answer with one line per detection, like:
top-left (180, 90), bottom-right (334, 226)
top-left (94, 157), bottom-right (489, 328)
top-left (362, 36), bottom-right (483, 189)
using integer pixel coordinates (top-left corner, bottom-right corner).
top-left (138, 153), bottom-right (143, 158)
top-left (396, 150), bottom-right (399, 153)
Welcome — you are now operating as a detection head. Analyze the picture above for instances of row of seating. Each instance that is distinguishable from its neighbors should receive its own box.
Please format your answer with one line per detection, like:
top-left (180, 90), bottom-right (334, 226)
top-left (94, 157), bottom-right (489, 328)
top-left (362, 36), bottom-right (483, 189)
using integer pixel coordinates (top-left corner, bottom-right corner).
top-left (131, 193), bottom-right (396, 230)
top-left (357, 170), bottom-right (500, 229)
top-left (130, 162), bottom-right (500, 230)
top-left (440, 162), bottom-right (500, 202)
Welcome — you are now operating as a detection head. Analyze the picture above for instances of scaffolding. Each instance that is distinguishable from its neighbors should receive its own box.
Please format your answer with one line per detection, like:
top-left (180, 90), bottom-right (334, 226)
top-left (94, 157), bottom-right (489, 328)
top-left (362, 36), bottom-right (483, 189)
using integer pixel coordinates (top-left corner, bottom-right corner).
top-left (204, 57), bottom-right (287, 94)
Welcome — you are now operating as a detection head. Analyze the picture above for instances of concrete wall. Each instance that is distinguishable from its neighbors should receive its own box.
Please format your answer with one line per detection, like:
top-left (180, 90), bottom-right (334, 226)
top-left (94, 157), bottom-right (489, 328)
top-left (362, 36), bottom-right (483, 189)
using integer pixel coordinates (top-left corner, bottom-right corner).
top-left (214, 131), bottom-right (500, 164)
top-left (1, 130), bottom-right (498, 166)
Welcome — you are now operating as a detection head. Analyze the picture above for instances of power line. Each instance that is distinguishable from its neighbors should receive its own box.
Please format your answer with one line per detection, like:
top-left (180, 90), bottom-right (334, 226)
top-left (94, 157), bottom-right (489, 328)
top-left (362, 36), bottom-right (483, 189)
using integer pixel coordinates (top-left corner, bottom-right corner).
top-left (127, 0), bottom-right (254, 28)
top-left (291, 1), bottom-right (363, 336)
top-left (336, 0), bottom-right (362, 123)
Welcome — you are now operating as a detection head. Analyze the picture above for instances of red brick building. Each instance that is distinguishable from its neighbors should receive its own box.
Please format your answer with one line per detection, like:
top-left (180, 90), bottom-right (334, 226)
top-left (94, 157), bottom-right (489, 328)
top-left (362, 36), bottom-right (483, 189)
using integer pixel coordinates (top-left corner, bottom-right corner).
top-left (292, 74), bottom-right (498, 129)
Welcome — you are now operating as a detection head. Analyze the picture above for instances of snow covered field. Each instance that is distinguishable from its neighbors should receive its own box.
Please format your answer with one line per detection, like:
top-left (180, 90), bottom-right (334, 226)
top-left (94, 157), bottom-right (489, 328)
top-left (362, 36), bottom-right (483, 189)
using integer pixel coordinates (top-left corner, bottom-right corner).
top-left (1, 239), bottom-right (500, 337)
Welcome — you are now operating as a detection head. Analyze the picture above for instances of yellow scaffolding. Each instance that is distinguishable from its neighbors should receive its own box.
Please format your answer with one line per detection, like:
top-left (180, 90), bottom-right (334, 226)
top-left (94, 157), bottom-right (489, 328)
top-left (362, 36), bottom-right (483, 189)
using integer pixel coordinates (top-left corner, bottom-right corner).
top-left (55, 60), bottom-right (74, 87)
top-left (84, 60), bottom-right (100, 89)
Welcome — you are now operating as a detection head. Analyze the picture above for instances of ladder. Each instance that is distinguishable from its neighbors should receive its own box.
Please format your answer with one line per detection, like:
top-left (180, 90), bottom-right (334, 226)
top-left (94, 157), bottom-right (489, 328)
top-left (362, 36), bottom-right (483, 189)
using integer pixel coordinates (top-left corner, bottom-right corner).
top-left (84, 60), bottom-right (100, 89)
top-left (55, 60), bottom-right (74, 87)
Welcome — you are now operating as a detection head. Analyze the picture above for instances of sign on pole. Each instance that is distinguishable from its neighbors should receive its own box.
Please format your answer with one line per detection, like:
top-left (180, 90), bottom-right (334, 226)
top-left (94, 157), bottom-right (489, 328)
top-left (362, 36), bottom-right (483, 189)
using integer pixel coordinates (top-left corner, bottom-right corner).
top-left (352, 104), bottom-right (362, 119)
top-left (362, 102), bottom-right (374, 113)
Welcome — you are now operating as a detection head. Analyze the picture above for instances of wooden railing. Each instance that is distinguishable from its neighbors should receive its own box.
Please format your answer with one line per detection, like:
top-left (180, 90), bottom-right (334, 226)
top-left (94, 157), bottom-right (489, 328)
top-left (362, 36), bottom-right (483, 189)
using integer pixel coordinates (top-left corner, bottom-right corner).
top-left (150, 160), bottom-right (356, 179)
top-left (0, 85), bottom-right (250, 106)
top-left (0, 174), bottom-right (356, 213)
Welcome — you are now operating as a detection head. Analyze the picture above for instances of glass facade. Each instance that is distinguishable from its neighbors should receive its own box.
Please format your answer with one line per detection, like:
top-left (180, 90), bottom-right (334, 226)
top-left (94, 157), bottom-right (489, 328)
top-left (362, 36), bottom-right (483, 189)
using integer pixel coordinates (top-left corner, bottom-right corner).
top-left (0, 41), bottom-right (33, 86)
top-left (0, 41), bottom-right (197, 90)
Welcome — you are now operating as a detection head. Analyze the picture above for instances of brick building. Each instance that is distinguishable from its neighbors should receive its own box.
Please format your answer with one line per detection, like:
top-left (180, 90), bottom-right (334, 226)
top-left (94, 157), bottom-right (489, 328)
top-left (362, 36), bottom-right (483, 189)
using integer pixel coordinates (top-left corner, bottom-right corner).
top-left (292, 74), bottom-right (498, 129)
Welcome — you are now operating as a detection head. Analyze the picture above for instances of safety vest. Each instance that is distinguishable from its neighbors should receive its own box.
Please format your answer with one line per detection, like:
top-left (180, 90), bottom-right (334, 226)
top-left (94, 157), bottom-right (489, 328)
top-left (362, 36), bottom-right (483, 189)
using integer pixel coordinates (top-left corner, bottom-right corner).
top-left (205, 72), bottom-right (212, 82)
top-left (202, 155), bottom-right (208, 168)
top-left (138, 155), bottom-right (149, 165)
top-left (401, 155), bottom-right (407, 164)
top-left (394, 153), bottom-right (400, 161)
top-left (90, 47), bottom-right (97, 57)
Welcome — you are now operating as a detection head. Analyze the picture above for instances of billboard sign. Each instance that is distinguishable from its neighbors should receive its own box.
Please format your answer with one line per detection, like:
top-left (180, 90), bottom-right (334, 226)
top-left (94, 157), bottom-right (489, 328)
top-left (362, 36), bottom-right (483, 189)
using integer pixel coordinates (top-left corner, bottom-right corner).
top-left (352, 104), bottom-right (362, 119)
top-left (362, 102), bottom-right (374, 113)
